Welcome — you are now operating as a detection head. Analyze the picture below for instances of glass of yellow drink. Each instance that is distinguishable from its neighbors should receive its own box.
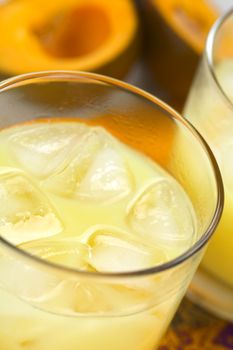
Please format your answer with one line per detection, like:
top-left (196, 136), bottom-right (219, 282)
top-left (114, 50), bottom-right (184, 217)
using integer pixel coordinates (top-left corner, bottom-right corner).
top-left (0, 71), bottom-right (223, 350)
top-left (184, 9), bottom-right (233, 321)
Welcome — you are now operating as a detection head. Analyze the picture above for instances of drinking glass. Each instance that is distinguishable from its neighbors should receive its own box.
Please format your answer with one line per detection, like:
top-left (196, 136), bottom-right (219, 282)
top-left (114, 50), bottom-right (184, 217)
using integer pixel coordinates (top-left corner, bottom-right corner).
top-left (0, 71), bottom-right (223, 350)
top-left (184, 9), bottom-right (233, 321)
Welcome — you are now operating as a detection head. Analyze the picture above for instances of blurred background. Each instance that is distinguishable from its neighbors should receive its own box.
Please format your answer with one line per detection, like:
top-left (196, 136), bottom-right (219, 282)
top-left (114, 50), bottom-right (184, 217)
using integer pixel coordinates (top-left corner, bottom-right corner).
top-left (0, 0), bottom-right (233, 112)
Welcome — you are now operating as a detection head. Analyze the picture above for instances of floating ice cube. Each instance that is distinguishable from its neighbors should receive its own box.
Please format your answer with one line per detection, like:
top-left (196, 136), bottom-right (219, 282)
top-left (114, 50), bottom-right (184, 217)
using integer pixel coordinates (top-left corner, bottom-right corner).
top-left (20, 238), bottom-right (90, 270)
top-left (0, 167), bottom-right (62, 245)
top-left (42, 127), bottom-right (106, 197)
top-left (0, 239), bottom-right (91, 312)
top-left (6, 237), bottom-right (146, 315)
top-left (9, 122), bottom-right (88, 178)
top-left (3, 234), bottom-right (162, 315)
top-left (44, 127), bottom-right (133, 203)
top-left (77, 147), bottom-right (132, 203)
top-left (82, 225), bottom-right (166, 272)
top-left (127, 179), bottom-right (195, 248)
top-left (0, 251), bottom-right (61, 302)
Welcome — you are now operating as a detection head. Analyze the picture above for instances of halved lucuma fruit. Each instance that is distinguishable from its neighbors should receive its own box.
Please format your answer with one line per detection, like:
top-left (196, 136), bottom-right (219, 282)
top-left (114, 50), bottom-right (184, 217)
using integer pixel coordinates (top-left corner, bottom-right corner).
top-left (0, 0), bottom-right (138, 78)
top-left (140, 0), bottom-right (218, 110)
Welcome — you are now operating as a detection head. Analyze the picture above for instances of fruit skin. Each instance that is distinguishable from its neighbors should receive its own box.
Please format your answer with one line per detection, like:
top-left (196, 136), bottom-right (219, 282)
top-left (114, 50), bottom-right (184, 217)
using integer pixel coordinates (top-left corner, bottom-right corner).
top-left (0, 0), bottom-right (139, 80)
top-left (139, 0), bottom-right (217, 111)
top-left (95, 33), bottom-right (139, 80)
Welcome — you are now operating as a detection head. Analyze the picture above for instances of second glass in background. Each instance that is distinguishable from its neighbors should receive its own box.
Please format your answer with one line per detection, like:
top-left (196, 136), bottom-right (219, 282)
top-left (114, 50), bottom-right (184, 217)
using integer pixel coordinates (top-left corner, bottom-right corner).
top-left (184, 8), bottom-right (233, 321)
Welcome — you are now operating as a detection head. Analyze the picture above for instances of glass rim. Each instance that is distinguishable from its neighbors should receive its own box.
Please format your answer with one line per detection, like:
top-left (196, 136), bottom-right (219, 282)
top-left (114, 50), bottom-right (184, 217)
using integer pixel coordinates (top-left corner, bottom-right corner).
top-left (0, 70), bottom-right (224, 279)
top-left (205, 7), bottom-right (233, 109)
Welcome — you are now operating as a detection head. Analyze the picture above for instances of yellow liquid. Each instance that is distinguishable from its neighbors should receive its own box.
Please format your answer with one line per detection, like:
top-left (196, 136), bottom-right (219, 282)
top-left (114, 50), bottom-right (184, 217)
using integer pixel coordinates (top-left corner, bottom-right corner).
top-left (202, 196), bottom-right (233, 286)
top-left (0, 120), bottom-right (196, 350)
top-left (185, 59), bottom-right (233, 288)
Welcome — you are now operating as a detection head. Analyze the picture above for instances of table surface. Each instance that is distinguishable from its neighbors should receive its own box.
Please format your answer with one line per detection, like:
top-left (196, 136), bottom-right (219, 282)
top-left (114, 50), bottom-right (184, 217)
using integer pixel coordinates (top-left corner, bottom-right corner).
top-left (158, 298), bottom-right (233, 350)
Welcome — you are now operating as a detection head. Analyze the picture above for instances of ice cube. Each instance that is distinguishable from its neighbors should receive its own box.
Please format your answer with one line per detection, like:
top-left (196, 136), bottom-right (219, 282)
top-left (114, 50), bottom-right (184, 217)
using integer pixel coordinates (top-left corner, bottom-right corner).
top-left (82, 225), bottom-right (166, 272)
top-left (44, 127), bottom-right (133, 203)
top-left (42, 127), bottom-right (106, 197)
top-left (9, 122), bottom-right (88, 178)
top-left (0, 167), bottom-right (62, 245)
top-left (77, 147), bottom-right (133, 203)
top-left (11, 236), bottom-right (160, 315)
top-left (127, 179), bottom-right (195, 248)
top-left (0, 251), bottom-right (61, 302)
top-left (16, 237), bottom-right (149, 315)
top-left (20, 238), bottom-right (90, 270)
top-left (0, 239), bottom-right (90, 312)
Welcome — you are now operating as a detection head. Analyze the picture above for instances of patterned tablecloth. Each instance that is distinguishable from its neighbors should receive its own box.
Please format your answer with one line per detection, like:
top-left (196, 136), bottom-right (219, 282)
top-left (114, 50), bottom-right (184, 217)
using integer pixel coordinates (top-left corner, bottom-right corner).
top-left (158, 298), bottom-right (233, 350)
